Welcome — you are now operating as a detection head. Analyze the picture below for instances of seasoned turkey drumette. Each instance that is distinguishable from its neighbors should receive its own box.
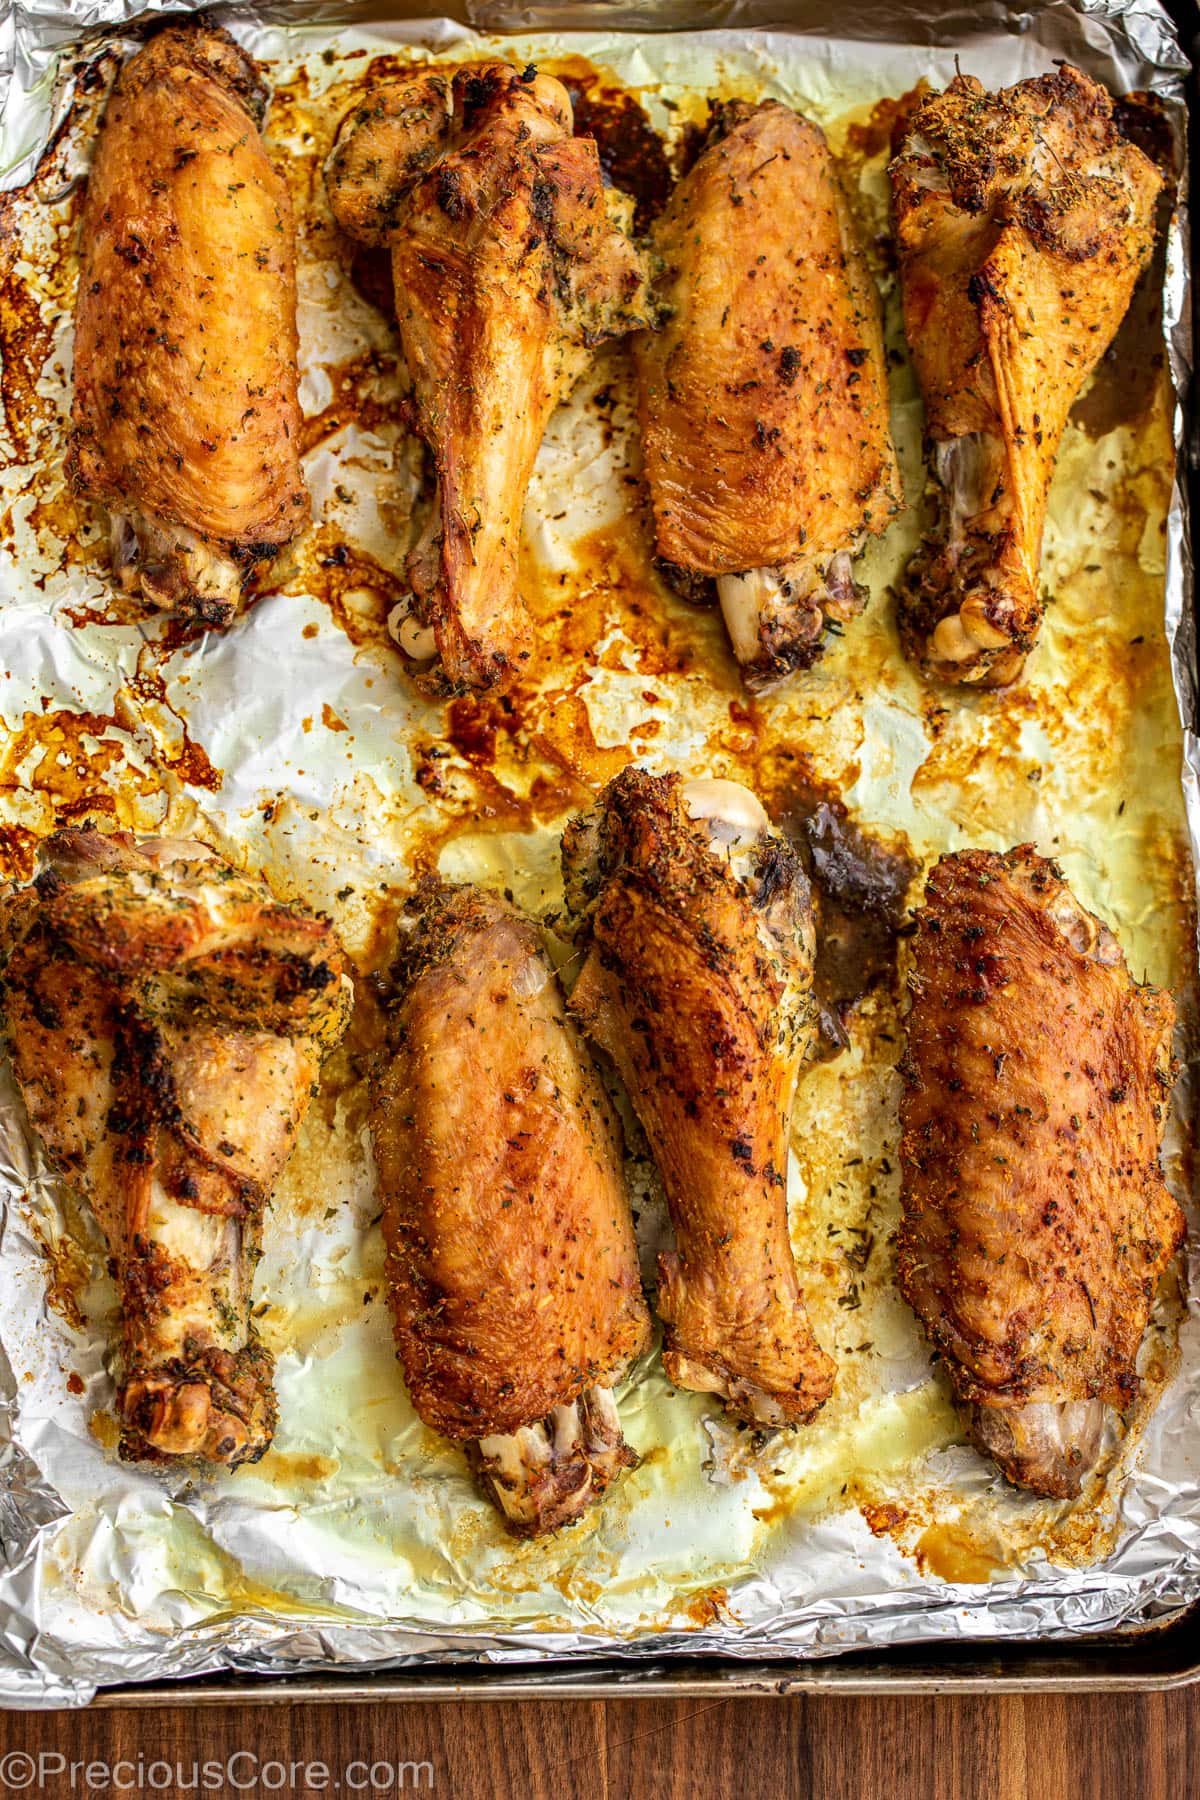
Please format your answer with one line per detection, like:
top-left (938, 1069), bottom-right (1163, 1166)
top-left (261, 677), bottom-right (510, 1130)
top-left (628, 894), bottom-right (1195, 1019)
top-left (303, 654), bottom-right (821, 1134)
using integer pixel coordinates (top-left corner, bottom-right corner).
top-left (562, 770), bottom-right (835, 1427)
top-left (899, 847), bottom-right (1183, 1496)
top-left (1, 831), bottom-right (351, 1466)
top-left (370, 883), bottom-right (651, 1537)
top-left (325, 62), bottom-right (654, 692)
top-left (891, 67), bottom-right (1162, 686)
top-left (68, 25), bottom-right (308, 626)
top-left (635, 100), bottom-right (899, 689)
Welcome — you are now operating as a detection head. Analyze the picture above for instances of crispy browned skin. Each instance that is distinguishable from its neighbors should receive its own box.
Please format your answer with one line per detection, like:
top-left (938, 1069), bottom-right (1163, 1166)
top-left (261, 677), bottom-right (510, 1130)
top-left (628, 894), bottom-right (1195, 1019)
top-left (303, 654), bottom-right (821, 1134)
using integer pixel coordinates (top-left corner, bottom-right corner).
top-left (0, 832), bottom-right (351, 1467)
top-left (370, 882), bottom-right (651, 1536)
top-left (325, 63), bottom-right (653, 693)
top-left (891, 67), bottom-right (1162, 687)
top-left (635, 100), bottom-right (898, 689)
top-left (899, 847), bottom-right (1183, 1497)
top-left (562, 770), bottom-right (836, 1427)
top-left (68, 25), bottom-right (307, 627)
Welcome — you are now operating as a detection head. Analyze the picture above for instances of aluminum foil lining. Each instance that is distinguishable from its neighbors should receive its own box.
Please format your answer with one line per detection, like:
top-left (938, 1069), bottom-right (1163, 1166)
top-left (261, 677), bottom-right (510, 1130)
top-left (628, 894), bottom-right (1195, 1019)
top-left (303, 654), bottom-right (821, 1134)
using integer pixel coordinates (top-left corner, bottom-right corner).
top-left (0, 0), bottom-right (1197, 1707)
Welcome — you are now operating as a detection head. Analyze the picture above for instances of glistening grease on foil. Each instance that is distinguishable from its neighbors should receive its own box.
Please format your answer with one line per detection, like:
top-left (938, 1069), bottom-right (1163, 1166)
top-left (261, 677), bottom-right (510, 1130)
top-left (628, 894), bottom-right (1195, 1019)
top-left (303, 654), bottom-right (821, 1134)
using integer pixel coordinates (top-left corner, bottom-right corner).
top-left (0, 1), bottom-right (1195, 1706)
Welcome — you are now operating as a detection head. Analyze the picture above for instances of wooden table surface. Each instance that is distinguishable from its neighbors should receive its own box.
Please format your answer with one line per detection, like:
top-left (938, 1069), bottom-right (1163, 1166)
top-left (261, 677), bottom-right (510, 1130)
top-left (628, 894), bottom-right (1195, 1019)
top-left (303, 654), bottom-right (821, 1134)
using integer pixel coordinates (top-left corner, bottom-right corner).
top-left (0, 1691), bottom-right (1195, 1797)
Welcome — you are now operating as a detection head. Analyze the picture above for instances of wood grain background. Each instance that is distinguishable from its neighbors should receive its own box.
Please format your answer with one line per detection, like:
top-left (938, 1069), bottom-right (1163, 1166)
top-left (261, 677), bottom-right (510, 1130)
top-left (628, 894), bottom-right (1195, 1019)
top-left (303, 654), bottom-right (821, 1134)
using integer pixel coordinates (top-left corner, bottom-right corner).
top-left (0, 1693), bottom-right (1195, 1797)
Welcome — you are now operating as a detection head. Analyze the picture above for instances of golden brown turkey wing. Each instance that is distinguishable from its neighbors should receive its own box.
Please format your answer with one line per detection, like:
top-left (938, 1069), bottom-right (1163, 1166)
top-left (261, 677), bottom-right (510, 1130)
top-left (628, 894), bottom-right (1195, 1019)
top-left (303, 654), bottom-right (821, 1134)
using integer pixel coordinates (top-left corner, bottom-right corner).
top-left (370, 882), bottom-right (650, 1536)
top-left (635, 100), bottom-right (899, 690)
top-left (325, 63), bottom-right (653, 692)
top-left (1, 832), bottom-right (351, 1466)
top-left (68, 25), bottom-right (307, 627)
top-left (38, 833), bottom-right (347, 1039)
top-left (891, 67), bottom-right (1162, 686)
top-left (899, 847), bottom-right (1183, 1496)
top-left (562, 770), bottom-right (835, 1427)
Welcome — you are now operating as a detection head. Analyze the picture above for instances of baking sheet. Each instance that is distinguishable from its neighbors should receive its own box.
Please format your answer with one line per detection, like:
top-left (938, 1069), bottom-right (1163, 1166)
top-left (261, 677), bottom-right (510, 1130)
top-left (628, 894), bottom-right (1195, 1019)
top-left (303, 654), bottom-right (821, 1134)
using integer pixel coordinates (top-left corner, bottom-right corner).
top-left (0, 0), bottom-right (1197, 1709)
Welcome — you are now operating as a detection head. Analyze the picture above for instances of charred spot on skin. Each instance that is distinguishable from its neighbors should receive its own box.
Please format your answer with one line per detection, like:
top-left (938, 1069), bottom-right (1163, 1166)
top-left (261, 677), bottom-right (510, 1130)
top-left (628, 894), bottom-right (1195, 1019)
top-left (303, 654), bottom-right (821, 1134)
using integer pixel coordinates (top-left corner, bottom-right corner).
top-left (777, 345), bottom-right (802, 386)
top-left (273, 954), bottom-right (336, 1001)
top-left (655, 557), bottom-right (718, 608)
top-left (435, 164), bottom-right (468, 222)
top-left (458, 68), bottom-right (504, 130)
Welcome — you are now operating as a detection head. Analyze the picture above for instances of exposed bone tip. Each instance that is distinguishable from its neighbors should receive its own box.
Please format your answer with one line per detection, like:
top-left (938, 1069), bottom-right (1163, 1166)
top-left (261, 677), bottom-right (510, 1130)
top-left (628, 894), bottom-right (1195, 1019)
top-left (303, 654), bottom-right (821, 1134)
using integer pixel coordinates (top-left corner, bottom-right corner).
top-left (663, 1346), bottom-right (832, 1430)
top-left (959, 593), bottom-right (1013, 651)
top-left (717, 551), bottom-right (862, 686)
top-left (928, 597), bottom-right (1014, 669)
top-left (470, 1386), bottom-right (635, 1537)
top-left (387, 601), bottom-right (439, 662)
top-left (123, 1377), bottom-right (257, 1465)
top-left (111, 507), bottom-right (243, 625)
top-left (120, 1346), bottom-right (276, 1468)
top-left (682, 777), bottom-right (770, 850)
top-left (967, 1397), bottom-right (1108, 1499)
top-left (928, 602), bottom-right (1024, 687)
top-left (929, 611), bottom-right (979, 666)
top-left (716, 567), bottom-right (787, 666)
